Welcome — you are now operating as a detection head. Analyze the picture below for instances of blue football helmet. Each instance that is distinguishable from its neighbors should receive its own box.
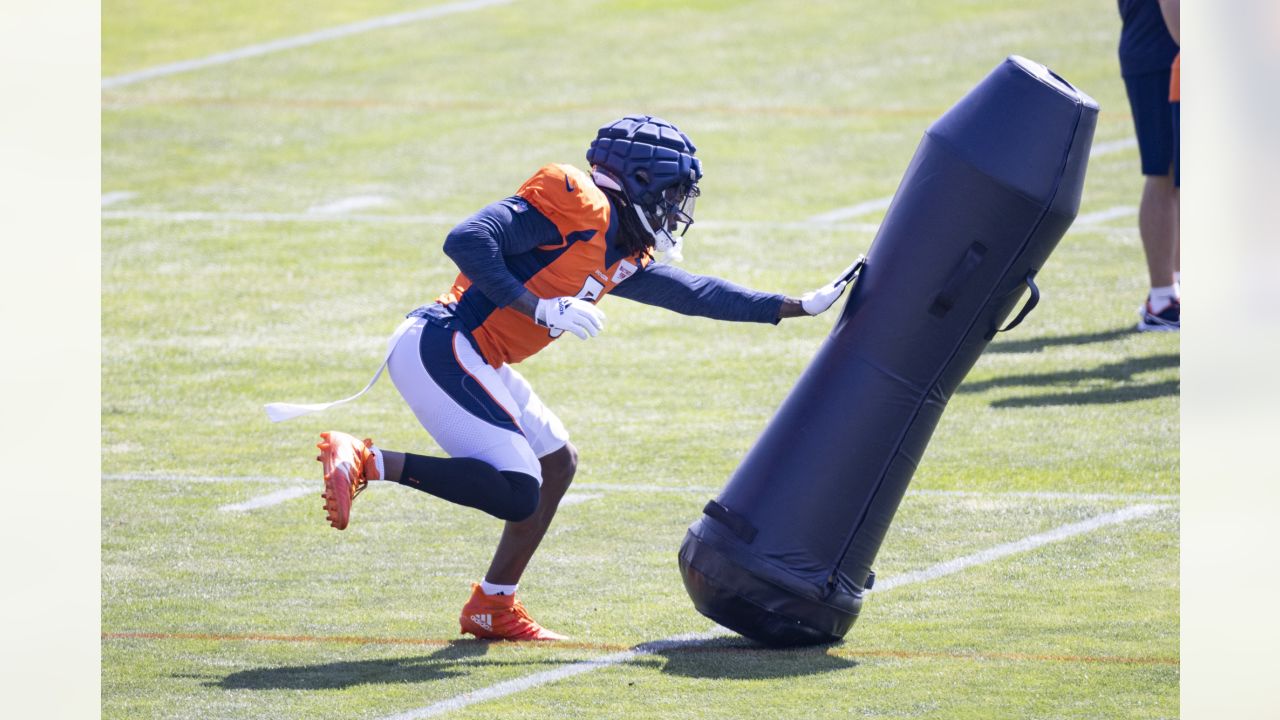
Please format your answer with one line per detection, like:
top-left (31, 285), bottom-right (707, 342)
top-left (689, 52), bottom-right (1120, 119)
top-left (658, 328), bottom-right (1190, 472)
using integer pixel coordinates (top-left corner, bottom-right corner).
top-left (586, 115), bottom-right (702, 259)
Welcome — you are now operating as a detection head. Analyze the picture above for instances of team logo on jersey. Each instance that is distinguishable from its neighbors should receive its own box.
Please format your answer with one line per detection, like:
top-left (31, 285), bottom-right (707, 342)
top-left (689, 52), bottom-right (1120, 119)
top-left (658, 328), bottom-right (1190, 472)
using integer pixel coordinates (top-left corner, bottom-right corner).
top-left (503, 197), bottom-right (529, 213)
top-left (612, 259), bottom-right (638, 283)
top-left (594, 270), bottom-right (609, 282)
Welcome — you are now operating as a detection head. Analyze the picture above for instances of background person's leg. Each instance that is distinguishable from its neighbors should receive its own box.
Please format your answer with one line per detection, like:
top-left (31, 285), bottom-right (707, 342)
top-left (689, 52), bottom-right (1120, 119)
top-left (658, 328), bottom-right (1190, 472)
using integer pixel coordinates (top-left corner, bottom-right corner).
top-left (1140, 172), bottom-right (1178, 290)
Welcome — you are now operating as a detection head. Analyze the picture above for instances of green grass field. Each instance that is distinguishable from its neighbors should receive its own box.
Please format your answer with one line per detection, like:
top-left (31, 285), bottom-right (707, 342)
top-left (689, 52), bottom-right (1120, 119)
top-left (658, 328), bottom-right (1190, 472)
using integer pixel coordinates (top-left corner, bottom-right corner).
top-left (102, 1), bottom-right (1179, 717)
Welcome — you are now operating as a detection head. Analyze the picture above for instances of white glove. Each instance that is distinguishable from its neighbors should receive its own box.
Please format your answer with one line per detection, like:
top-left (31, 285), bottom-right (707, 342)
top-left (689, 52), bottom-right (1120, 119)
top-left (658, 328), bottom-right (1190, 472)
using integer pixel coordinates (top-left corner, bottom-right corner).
top-left (535, 296), bottom-right (606, 339)
top-left (800, 258), bottom-right (864, 316)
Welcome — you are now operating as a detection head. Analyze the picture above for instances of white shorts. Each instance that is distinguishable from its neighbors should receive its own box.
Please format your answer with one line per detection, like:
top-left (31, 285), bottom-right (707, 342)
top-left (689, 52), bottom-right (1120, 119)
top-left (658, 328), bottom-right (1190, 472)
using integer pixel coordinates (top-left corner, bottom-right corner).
top-left (387, 316), bottom-right (569, 483)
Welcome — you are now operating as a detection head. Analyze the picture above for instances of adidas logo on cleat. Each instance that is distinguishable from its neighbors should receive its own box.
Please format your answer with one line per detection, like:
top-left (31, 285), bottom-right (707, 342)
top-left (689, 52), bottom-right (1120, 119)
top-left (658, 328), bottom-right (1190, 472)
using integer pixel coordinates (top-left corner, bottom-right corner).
top-left (469, 613), bottom-right (493, 632)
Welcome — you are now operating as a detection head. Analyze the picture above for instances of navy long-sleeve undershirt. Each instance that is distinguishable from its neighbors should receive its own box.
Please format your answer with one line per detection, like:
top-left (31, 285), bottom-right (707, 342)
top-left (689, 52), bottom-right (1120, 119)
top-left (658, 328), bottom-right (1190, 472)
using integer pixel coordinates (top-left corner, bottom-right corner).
top-left (441, 197), bottom-right (784, 324)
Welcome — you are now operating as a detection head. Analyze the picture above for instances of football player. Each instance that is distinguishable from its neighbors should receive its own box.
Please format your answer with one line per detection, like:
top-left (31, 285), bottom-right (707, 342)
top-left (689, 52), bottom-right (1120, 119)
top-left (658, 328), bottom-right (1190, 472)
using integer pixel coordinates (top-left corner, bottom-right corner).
top-left (311, 115), bottom-right (858, 640)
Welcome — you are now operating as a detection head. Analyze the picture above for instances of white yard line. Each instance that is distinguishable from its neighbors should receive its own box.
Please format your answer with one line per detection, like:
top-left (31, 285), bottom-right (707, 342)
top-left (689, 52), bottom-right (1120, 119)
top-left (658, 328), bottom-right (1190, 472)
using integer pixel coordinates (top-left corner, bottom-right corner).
top-left (806, 196), bottom-right (894, 224)
top-left (375, 503), bottom-right (1163, 719)
top-left (308, 195), bottom-right (392, 214)
top-left (218, 486), bottom-right (314, 512)
top-left (909, 488), bottom-right (1176, 503)
top-left (101, 0), bottom-right (517, 89)
top-left (873, 503), bottom-right (1162, 592)
top-left (699, 219), bottom-right (882, 232)
top-left (379, 630), bottom-right (728, 720)
top-left (1075, 205), bottom-right (1137, 226)
top-left (577, 482), bottom-right (720, 495)
top-left (1089, 137), bottom-right (1138, 157)
top-left (101, 209), bottom-right (458, 225)
top-left (101, 191), bottom-right (137, 207)
top-left (103, 473), bottom-right (308, 484)
top-left (557, 492), bottom-right (602, 508)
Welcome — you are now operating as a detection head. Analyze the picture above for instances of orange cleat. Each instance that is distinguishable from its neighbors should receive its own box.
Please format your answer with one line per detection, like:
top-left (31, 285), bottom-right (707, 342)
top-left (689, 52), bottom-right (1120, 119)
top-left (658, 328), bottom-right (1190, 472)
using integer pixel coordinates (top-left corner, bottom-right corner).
top-left (316, 431), bottom-right (380, 530)
top-left (458, 583), bottom-right (567, 641)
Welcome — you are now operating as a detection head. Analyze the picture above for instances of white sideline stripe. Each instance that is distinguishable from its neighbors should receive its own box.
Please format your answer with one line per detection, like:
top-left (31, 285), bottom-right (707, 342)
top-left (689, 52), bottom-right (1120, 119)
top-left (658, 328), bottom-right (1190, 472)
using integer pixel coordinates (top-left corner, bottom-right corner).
top-left (218, 486), bottom-right (314, 512)
top-left (802, 137), bottom-right (1137, 225)
top-left (100, 473), bottom-right (1177, 503)
top-left (1076, 205), bottom-right (1137, 226)
top-left (101, 0), bottom-right (517, 89)
top-left (873, 503), bottom-right (1161, 592)
top-left (375, 503), bottom-right (1162, 719)
top-left (308, 195), bottom-right (392, 214)
top-left (101, 191), bottom-right (137, 207)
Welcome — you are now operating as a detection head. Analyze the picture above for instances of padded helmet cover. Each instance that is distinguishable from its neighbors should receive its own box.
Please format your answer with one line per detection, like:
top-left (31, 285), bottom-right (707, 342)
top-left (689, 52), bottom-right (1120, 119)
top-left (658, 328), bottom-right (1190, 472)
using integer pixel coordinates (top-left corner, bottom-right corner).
top-left (586, 115), bottom-right (703, 208)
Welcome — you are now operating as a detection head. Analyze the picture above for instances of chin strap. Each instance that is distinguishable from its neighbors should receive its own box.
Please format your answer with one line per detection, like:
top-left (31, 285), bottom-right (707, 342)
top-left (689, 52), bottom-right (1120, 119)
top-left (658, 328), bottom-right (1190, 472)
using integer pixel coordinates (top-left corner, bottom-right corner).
top-left (634, 204), bottom-right (683, 263)
top-left (593, 168), bottom-right (684, 263)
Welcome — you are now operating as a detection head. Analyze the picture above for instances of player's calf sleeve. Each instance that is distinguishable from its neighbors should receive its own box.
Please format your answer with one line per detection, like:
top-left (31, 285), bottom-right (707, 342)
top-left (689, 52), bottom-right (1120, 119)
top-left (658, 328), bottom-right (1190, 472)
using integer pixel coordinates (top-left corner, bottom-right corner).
top-left (397, 453), bottom-right (539, 522)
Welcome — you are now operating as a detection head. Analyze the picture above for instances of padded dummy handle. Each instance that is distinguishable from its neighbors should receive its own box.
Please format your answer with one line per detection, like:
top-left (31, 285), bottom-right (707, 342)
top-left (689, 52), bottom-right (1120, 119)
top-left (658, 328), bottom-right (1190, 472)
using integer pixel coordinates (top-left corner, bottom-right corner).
top-left (986, 271), bottom-right (1040, 338)
top-left (930, 242), bottom-right (988, 318)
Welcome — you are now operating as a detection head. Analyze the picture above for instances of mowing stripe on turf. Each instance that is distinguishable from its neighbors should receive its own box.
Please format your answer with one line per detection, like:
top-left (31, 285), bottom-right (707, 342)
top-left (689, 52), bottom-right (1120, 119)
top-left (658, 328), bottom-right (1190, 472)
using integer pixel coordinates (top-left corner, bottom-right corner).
top-left (101, 0), bottom-right (517, 89)
top-left (804, 137), bottom-right (1138, 224)
top-left (368, 503), bottom-right (1164, 719)
top-left (100, 208), bottom-right (881, 233)
top-left (215, 487), bottom-right (601, 512)
top-left (100, 208), bottom-right (1136, 235)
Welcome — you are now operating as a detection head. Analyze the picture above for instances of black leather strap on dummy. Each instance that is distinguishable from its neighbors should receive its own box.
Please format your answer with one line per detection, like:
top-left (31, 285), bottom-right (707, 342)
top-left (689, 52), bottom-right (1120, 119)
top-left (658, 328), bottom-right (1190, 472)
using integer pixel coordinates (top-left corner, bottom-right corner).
top-left (703, 500), bottom-right (758, 544)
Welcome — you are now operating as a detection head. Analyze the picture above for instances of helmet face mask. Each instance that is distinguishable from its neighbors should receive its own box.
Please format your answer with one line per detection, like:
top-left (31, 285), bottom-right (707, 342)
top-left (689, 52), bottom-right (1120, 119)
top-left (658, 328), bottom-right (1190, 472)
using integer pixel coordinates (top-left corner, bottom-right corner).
top-left (649, 177), bottom-right (699, 237)
top-left (586, 115), bottom-right (703, 260)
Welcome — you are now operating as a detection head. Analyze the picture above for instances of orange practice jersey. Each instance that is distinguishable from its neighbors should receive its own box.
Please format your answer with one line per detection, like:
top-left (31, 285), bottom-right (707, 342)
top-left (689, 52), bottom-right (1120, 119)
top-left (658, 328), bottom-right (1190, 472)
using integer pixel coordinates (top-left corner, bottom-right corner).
top-left (438, 164), bottom-right (652, 367)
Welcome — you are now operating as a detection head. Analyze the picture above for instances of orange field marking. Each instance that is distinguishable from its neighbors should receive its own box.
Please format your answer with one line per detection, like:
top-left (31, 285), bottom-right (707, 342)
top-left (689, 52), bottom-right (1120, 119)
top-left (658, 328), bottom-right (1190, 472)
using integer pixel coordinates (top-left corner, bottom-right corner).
top-left (102, 631), bottom-right (1177, 667)
top-left (101, 94), bottom-right (943, 119)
